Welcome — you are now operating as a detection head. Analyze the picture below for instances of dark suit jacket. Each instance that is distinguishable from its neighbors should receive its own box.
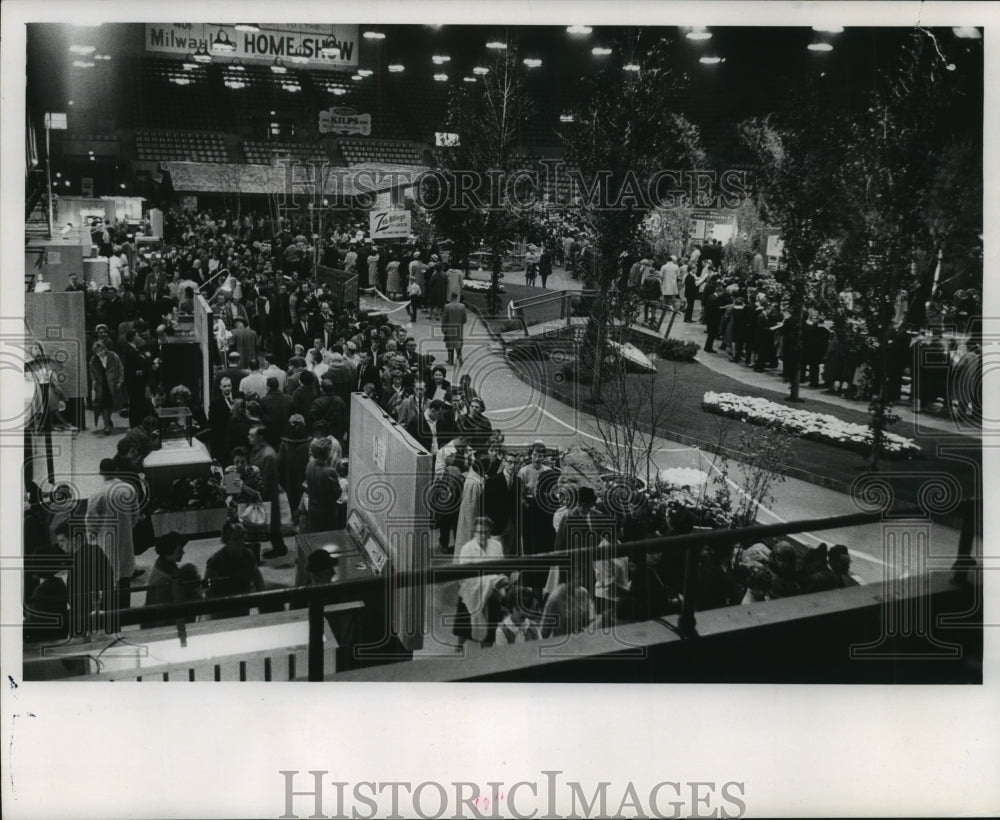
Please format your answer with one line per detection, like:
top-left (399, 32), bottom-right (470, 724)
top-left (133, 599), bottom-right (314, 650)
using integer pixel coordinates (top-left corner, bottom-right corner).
top-left (355, 364), bottom-right (383, 397)
top-left (274, 333), bottom-right (295, 370)
top-left (404, 412), bottom-right (455, 454)
top-left (261, 389), bottom-right (294, 443)
top-left (483, 471), bottom-right (521, 534)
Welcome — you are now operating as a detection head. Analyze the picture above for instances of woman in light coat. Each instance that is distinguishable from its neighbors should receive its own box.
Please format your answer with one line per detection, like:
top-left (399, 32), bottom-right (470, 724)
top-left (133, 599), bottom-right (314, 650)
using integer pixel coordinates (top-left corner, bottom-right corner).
top-left (89, 340), bottom-right (124, 434)
top-left (455, 446), bottom-right (486, 549)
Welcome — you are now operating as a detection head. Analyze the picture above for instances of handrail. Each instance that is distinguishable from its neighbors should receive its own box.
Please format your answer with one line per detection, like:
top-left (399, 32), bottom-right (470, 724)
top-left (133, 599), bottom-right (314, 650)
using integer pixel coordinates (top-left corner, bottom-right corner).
top-left (75, 499), bottom-right (975, 680)
top-left (511, 289), bottom-right (597, 312)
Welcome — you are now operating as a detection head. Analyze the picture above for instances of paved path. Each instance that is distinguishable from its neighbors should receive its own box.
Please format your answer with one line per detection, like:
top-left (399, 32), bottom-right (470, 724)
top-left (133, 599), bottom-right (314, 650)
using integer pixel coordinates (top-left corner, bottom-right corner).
top-left (399, 295), bottom-right (966, 586)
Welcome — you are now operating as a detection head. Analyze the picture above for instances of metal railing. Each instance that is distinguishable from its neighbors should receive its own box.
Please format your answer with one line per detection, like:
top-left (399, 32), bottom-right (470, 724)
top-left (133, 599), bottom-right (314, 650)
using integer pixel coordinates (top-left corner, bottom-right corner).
top-left (75, 497), bottom-right (979, 680)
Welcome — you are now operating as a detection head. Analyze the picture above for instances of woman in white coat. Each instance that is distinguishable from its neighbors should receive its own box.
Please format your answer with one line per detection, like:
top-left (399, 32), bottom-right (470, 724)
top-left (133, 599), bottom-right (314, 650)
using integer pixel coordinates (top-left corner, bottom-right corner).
top-left (455, 445), bottom-right (486, 549)
top-left (452, 517), bottom-right (508, 648)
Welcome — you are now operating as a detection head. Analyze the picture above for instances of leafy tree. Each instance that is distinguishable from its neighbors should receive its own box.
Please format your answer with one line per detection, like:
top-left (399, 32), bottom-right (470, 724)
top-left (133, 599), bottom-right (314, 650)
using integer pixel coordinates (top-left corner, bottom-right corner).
top-left (560, 35), bottom-right (705, 402)
top-left (740, 29), bottom-right (982, 466)
top-left (425, 48), bottom-right (538, 314)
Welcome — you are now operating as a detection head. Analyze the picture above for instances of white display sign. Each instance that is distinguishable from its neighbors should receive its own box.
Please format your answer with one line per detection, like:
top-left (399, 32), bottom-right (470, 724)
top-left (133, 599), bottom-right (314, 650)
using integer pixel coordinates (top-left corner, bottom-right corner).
top-left (369, 210), bottom-right (411, 240)
top-left (145, 23), bottom-right (359, 70)
top-left (319, 107), bottom-right (372, 135)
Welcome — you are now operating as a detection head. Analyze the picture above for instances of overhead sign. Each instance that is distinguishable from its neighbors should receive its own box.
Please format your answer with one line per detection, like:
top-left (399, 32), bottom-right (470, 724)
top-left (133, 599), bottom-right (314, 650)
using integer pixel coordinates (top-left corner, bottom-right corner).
top-left (319, 106), bottom-right (371, 135)
top-left (145, 23), bottom-right (359, 70)
top-left (369, 210), bottom-right (411, 240)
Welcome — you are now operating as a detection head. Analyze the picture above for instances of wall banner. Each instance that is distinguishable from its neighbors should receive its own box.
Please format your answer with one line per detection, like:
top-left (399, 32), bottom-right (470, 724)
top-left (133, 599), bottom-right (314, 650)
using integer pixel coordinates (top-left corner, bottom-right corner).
top-left (146, 23), bottom-right (359, 70)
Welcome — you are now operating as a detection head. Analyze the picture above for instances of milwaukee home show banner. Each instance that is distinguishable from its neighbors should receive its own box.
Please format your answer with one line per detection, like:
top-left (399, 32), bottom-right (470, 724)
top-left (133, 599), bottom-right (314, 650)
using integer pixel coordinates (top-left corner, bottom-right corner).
top-left (146, 23), bottom-right (359, 70)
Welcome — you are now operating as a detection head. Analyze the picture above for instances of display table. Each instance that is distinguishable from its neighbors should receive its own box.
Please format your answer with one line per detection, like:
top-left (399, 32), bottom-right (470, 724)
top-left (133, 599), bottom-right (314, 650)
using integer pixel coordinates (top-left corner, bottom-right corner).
top-left (144, 437), bottom-right (213, 500)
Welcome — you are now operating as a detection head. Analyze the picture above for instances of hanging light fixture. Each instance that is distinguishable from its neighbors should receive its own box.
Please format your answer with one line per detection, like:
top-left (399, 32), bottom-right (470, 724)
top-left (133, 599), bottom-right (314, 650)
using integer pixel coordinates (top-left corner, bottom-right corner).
top-left (486, 39), bottom-right (507, 50)
top-left (69, 45), bottom-right (96, 54)
top-left (432, 54), bottom-right (451, 64)
top-left (362, 30), bottom-right (386, 40)
top-left (320, 40), bottom-right (341, 57)
top-left (592, 46), bottom-right (612, 56)
top-left (472, 66), bottom-right (489, 75)
top-left (567, 25), bottom-right (593, 35)
top-left (357, 68), bottom-right (373, 76)
top-left (270, 57), bottom-right (287, 74)
top-left (812, 25), bottom-right (844, 33)
top-left (463, 76), bottom-right (476, 83)
top-left (523, 57), bottom-right (542, 68)
top-left (229, 58), bottom-right (245, 71)
top-left (433, 73), bottom-right (448, 81)
top-left (235, 23), bottom-right (261, 33)
top-left (193, 45), bottom-right (212, 63)
top-left (807, 41), bottom-right (834, 52)
top-left (388, 64), bottom-right (405, 72)
top-left (623, 63), bottom-right (640, 72)
top-left (183, 55), bottom-right (199, 70)
top-left (560, 113), bottom-right (575, 123)
top-left (686, 26), bottom-right (712, 41)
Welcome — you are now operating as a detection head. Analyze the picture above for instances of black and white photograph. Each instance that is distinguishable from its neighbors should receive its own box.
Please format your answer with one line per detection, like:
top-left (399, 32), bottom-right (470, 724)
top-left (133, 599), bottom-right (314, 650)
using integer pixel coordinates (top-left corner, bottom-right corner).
top-left (2, 2), bottom-right (997, 817)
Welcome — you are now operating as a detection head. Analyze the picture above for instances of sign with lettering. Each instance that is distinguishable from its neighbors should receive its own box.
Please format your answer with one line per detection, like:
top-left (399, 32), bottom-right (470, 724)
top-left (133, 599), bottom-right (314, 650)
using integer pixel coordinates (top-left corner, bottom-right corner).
top-left (318, 106), bottom-right (372, 135)
top-left (368, 210), bottom-right (411, 240)
top-left (145, 24), bottom-right (359, 70)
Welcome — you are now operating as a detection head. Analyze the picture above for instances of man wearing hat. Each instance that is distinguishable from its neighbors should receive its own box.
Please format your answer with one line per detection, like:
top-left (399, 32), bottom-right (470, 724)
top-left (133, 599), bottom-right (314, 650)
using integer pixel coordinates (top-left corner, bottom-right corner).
top-left (217, 351), bottom-right (249, 395)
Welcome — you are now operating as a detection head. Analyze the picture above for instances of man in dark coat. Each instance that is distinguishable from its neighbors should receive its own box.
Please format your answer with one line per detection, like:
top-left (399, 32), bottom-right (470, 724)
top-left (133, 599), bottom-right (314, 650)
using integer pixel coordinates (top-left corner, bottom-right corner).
top-left (404, 399), bottom-right (455, 454)
top-left (122, 329), bottom-right (150, 428)
top-left (310, 378), bottom-right (348, 442)
top-left (208, 376), bottom-right (238, 461)
top-left (260, 376), bottom-right (294, 446)
top-left (483, 450), bottom-right (522, 557)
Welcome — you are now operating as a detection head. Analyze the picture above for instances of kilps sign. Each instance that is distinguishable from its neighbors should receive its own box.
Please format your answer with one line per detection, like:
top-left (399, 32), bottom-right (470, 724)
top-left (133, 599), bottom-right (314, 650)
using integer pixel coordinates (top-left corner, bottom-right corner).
top-left (369, 210), bottom-right (411, 240)
top-left (319, 107), bottom-right (372, 136)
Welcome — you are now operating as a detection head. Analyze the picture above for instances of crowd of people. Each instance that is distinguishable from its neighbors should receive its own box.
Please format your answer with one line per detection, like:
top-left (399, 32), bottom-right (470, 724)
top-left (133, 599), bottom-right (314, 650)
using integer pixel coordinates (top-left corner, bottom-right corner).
top-left (622, 241), bottom-right (982, 416)
top-left (25, 205), bottom-right (949, 651)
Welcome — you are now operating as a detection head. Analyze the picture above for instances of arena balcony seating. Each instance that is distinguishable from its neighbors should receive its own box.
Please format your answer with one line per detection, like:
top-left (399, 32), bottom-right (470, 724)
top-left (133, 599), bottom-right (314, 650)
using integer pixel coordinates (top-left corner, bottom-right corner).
top-left (338, 138), bottom-right (424, 166)
top-left (135, 129), bottom-right (230, 163)
top-left (243, 139), bottom-right (330, 165)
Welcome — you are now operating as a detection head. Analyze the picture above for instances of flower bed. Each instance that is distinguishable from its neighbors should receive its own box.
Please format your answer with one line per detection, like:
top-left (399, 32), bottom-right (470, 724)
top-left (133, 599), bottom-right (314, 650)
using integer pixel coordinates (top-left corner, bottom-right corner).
top-left (702, 392), bottom-right (921, 457)
top-left (463, 278), bottom-right (505, 294)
